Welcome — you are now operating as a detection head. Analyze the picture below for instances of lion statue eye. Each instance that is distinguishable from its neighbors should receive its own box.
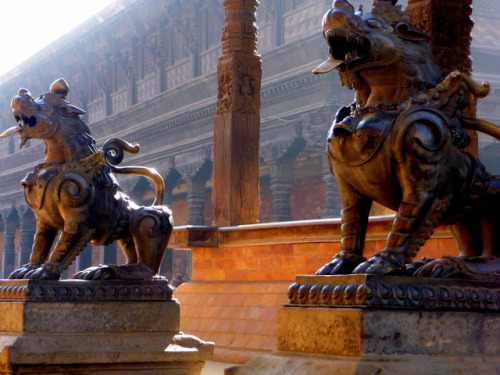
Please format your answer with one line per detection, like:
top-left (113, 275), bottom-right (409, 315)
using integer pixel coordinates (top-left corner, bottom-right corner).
top-left (366, 18), bottom-right (382, 29)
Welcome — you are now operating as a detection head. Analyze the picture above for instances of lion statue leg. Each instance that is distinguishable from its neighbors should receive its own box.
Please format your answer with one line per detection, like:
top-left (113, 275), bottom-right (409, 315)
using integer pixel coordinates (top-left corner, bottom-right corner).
top-left (114, 206), bottom-right (173, 279)
top-left (316, 174), bottom-right (371, 275)
top-left (354, 154), bottom-right (452, 275)
top-left (353, 197), bottom-right (445, 275)
top-left (74, 206), bottom-right (173, 280)
top-left (416, 201), bottom-right (500, 280)
top-left (9, 222), bottom-right (58, 279)
top-left (23, 227), bottom-right (94, 280)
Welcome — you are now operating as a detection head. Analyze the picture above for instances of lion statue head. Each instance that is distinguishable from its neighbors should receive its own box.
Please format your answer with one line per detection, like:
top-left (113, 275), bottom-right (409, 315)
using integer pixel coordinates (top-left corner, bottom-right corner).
top-left (314, 0), bottom-right (442, 108)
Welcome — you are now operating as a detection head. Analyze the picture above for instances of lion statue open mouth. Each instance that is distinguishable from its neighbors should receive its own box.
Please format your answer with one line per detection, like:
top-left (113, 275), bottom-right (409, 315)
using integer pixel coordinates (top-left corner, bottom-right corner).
top-left (1, 78), bottom-right (173, 280)
top-left (314, 0), bottom-right (500, 280)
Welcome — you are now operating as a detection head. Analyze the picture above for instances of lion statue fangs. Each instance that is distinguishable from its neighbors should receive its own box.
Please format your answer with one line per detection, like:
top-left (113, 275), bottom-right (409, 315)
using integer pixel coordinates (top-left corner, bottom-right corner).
top-left (313, 0), bottom-right (500, 280)
top-left (0, 78), bottom-right (173, 281)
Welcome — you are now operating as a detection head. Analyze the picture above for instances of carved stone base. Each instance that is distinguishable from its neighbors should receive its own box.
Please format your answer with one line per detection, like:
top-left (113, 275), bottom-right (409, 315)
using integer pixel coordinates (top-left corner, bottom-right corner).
top-left (0, 280), bottom-right (213, 374)
top-left (228, 275), bottom-right (500, 374)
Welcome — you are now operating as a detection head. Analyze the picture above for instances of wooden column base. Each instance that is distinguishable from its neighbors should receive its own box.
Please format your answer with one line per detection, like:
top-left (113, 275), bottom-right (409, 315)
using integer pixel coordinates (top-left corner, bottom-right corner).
top-left (213, 112), bottom-right (260, 226)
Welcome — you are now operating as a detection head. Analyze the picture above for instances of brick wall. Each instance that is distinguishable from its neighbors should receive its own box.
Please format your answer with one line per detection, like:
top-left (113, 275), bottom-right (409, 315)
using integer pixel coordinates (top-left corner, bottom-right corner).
top-left (173, 218), bottom-right (459, 363)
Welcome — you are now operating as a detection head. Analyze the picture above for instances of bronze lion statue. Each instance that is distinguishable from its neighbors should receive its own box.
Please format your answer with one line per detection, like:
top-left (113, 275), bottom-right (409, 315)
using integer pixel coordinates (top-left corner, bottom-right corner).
top-left (315, 0), bottom-right (500, 280)
top-left (0, 78), bottom-right (173, 280)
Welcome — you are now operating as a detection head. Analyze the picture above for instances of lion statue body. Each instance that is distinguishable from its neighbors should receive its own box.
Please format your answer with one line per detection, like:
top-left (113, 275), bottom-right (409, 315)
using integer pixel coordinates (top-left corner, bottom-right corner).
top-left (0, 79), bottom-right (173, 280)
top-left (315, 0), bottom-right (500, 279)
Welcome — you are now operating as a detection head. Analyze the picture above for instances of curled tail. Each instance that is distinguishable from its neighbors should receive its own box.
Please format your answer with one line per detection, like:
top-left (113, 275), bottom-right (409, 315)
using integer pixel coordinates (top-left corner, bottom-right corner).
top-left (102, 138), bottom-right (165, 205)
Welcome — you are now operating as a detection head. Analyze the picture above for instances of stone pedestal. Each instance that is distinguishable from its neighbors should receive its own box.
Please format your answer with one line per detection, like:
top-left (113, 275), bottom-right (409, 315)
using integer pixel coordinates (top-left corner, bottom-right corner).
top-left (0, 279), bottom-right (213, 374)
top-left (228, 275), bottom-right (500, 374)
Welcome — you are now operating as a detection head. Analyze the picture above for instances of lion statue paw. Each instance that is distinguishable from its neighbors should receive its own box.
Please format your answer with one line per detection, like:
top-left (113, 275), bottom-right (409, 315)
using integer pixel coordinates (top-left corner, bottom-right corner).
top-left (23, 267), bottom-right (61, 280)
top-left (9, 262), bottom-right (41, 279)
top-left (414, 256), bottom-right (500, 280)
top-left (74, 263), bottom-right (163, 281)
top-left (316, 251), bottom-right (366, 275)
top-left (353, 251), bottom-right (406, 275)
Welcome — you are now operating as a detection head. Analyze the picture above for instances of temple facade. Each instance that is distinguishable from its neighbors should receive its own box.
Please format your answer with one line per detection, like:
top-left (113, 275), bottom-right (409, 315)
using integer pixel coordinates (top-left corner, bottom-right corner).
top-left (0, 0), bottom-right (498, 280)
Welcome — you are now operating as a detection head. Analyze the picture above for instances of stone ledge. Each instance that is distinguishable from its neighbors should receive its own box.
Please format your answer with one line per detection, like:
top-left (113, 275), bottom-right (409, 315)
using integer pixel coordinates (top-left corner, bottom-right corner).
top-left (228, 351), bottom-right (500, 375)
top-left (170, 217), bottom-right (455, 249)
top-left (0, 333), bottom-right (213, 375)
top-left (288, 274), bottom-right (500, 312)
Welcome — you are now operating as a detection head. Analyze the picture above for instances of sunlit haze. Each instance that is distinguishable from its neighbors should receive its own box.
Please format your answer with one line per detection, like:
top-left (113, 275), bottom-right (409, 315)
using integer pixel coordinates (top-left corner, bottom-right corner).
top-left (0, 0), bottom-right (117, 77)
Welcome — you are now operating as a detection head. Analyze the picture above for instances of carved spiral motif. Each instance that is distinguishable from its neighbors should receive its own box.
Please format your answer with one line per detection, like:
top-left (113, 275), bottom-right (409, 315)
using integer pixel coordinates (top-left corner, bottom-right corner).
top-left (344, 284), bottom-right (358, 304)
top-left (320, 284), bottom-right (334, 305)
top-left (356, 283), bottom-right (370, 305)
top-left (333, 284), bottom-right (346, 305)
top-left (287, 282), bottom-right (300, 303)
top-left (102, 138), bottom-right (140, 165)
top-left (298, 284), bottom-right (312, 304)
top-left (308, 284), bottom-right (322, 304)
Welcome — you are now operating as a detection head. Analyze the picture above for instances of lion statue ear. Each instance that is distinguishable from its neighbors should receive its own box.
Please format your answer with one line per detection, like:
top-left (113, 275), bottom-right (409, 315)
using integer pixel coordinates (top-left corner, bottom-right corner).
top-left (59, 104), bottom-right (87, 117)
top-left (395, 22), bottom-right (430, 41)
top-left (50, 78), bottom-right (70, 98)
top-left (49, 78), bottom-right (86, 116)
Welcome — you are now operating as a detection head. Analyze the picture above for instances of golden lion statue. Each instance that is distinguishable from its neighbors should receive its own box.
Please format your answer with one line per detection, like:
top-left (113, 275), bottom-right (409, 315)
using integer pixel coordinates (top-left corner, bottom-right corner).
top-left (0, 78), bottom-right (173, 280)
top-left (314, 0), bottom-right (500, 280)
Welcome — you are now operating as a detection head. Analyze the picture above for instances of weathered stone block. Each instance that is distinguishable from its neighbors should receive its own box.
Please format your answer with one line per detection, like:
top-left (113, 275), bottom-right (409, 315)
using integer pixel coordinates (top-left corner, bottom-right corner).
top-left (0, 280), bottom-right (213, 374)
top-left (229, 275), bottom-right (500, 374)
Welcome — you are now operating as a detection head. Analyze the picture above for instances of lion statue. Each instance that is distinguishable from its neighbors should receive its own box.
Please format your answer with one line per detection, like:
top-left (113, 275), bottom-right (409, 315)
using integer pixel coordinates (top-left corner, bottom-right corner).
top-left (0, 78), bottom-right (173, 280)
top-left (314, 0), bottom-right (500, 280)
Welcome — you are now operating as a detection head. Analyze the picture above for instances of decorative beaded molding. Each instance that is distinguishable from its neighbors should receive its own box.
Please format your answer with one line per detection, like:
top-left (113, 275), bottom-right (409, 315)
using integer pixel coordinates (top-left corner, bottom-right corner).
top-left (0, 279), bottom-right (173, 302)
top-left (287, 275), bottom-right (500, 312)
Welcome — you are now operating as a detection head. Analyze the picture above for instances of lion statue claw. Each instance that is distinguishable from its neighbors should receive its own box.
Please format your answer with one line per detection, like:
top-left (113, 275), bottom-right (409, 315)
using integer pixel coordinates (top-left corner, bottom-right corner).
top-left (0, 78), bottom-right (173, 280)
top-left (314, 0), bottom-right (500, 280)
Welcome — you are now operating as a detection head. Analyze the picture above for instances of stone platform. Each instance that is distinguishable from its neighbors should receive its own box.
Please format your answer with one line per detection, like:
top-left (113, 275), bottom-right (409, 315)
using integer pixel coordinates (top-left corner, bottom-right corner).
top-left (228, 275), bottom-right (500, 374)
top-left (0, 279), bottom-right (213, 374)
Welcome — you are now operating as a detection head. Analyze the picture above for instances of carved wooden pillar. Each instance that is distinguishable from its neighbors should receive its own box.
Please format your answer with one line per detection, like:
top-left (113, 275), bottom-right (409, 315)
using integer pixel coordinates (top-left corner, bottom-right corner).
top-left (262, 133), bottom-right (304, 222)
top-left (158, 24), bottom-right (168, 93)
top-left (269, 158), bottom-right (293, 222)
top-left (2, 209), bottom-right (18, 278)
top-left (187, 175), bottom-right (209, 225)
top-left (18, 208), bottom-right (35, 267)
top-left (128, 45), bottom-right (139, 107)
top-left (192, 8), bottom-right (202, 78)
top-left (212, 0), bottom-right (261, 226)
top-left (322, 154), bottom-right (341, 218)
top-left (180, 159), bottom-right (212, 226)
top-left (274, 0), bottom-right (284, 47)
top-left (406, 0), bottom-right (477, 154)
top-left (103, 61), bottom-right (113, 117)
